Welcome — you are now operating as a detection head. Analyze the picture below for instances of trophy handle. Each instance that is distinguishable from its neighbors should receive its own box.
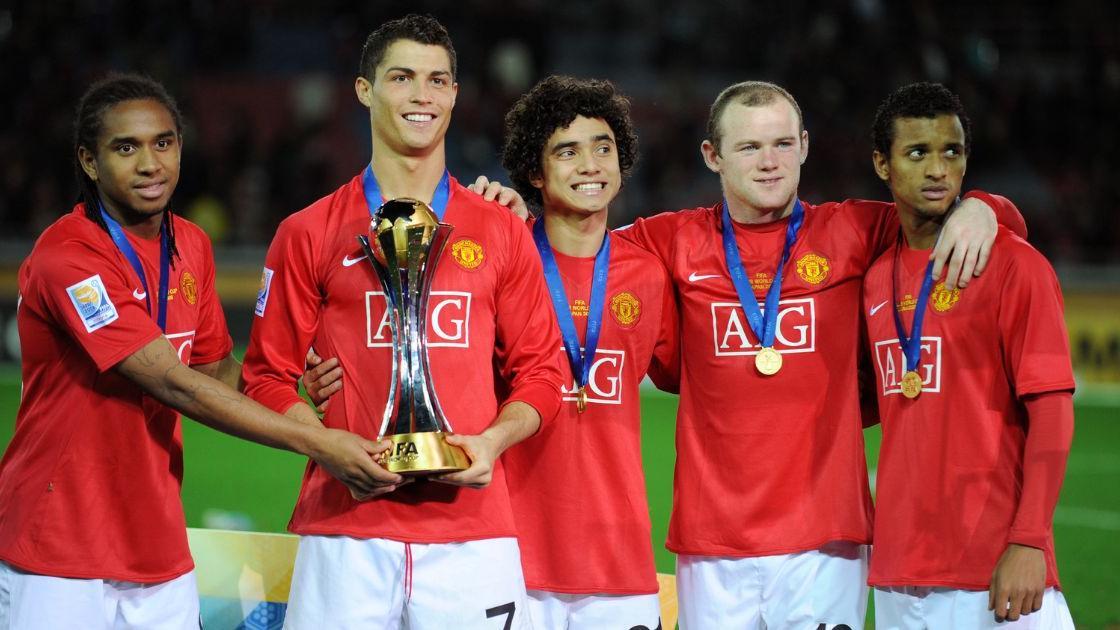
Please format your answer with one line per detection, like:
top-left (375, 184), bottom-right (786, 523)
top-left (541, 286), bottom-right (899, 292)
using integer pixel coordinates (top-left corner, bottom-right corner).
top-left (358, 234), bottom-right (401, 440)
top-left (417, 223), bottom-right (454, 432)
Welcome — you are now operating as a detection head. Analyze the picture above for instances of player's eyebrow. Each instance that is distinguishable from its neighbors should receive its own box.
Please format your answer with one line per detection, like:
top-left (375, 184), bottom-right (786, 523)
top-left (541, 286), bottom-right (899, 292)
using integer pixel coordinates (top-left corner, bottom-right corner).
top-left (106, 130), bottom-right (177, 145)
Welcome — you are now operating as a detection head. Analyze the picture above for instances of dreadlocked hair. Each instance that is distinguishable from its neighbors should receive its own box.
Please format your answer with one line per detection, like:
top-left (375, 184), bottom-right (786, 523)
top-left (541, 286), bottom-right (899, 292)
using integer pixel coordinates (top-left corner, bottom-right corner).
top-left (74, 73), bottom-right (184, 262)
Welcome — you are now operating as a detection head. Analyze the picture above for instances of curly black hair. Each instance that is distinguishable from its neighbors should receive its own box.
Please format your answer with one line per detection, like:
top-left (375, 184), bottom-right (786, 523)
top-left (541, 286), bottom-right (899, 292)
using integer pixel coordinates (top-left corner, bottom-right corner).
top-left (501, 75), bottom-right (638, 211)
top-left (872, 82), bottom-right (972, 156)
top-left (360, 14), bottom-right (457, 81)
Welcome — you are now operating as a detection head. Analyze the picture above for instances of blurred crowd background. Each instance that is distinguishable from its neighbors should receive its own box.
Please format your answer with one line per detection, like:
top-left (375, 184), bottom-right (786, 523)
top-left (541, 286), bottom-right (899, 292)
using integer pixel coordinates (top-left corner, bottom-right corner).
top-left (2, 0), bottom-right (1118, 263)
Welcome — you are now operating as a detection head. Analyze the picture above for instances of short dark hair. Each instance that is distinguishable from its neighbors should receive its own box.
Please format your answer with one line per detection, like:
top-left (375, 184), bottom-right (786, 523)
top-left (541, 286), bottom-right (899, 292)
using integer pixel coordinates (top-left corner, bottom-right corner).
top-left (73, 73), bottom-right (183, 258)
top-left (872, 82), bottom-right (972, 156)
top-left (501, 75), bottom-right (638, 211)
top-left (360, 14), bottom-right (457, 81)
top-left (706, 81), bottom-right (803, 152)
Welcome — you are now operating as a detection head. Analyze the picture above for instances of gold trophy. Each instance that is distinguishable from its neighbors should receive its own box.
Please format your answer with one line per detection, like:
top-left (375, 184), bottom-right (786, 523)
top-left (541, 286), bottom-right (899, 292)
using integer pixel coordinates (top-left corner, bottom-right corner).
top-left (357, 198), bottom-right (470, 475)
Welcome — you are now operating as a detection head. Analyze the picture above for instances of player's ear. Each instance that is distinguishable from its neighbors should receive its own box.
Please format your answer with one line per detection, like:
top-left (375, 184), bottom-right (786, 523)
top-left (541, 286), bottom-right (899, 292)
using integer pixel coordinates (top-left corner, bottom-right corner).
top-left (77, 145), bottom-right (98, 181)
top-left (799, 130), bottom-right (809, 165)
top-left (701, 139), bottom-right (721, 174)
top-left (355, 76), bottom-right (373, 108)
top-left (872, 150), bottom-right (890, 182)
top-left (529, 170), bottom-right (544, 190)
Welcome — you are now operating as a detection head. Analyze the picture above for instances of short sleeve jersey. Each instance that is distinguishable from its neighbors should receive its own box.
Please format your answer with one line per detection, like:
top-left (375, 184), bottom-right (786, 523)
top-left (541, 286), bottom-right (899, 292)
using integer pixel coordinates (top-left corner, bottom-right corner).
top-left (0, 206), bottom-right (231, 582)
top-left (862, 227), bottom-right (1074, 589)
top-left (618, 200), bottom-right (897, 557)
top-left (242, 174), bottom-right (565, 543)
top-left (504, 232), bottom-right (679, 595)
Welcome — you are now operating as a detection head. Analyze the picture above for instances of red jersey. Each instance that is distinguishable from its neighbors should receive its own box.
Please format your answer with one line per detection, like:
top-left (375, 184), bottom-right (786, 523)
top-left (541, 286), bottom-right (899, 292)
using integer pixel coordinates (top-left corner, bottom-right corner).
top-left (242, 174), bottom-right (564, 543)
top-left (620, 200), bottom-right (892, 557)
top-left (504, 233), bottom-right (679, 595)
top-left (0, 206), bottom-right (231, 582)
top-left (863, 227), bottom-right (1074, 589)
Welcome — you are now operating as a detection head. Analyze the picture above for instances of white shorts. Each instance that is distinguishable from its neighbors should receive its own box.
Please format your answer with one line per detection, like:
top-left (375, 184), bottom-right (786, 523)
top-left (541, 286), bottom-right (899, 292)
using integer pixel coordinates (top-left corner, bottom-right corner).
top-left (283, 535), bottom-right (531, 630)
top-left (526, 589), bottom-right (661, 630)
top-left (676, 542), bottom-right (869, 630)
top-left (0, 561), bottom-right (199, 630)
top-left (874, 586), bottom-right (1075, 629)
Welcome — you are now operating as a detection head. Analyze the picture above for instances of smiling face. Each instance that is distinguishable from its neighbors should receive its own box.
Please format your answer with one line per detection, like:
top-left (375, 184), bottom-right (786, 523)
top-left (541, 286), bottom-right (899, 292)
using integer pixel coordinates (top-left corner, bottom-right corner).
top-left (77, 98), bottom-right (181, 222)
top-left (873, 114), bottom-right (968, 221)
top-left (531, 116), bottom-right (622, 218)
top-left (701, 99), bottom-right (808, 220)
top-left (356, 38), bottom-right (458, 158)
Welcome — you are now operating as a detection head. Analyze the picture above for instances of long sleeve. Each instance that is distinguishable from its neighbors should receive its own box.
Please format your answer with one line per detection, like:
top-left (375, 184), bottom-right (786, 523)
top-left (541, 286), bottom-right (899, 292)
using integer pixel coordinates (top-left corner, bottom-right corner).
top-left (242, 217), bottom-right (323, 414)
top-left (1008, 391), bottom-right (1074, 549)
top-left (493, 214), bottom-right (565, 425)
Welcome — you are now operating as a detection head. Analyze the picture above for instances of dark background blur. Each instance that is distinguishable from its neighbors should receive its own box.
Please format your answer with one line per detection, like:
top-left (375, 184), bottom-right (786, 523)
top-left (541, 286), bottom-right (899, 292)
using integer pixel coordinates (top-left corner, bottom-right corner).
top-left (2, 0), bottom-right (1119, 263)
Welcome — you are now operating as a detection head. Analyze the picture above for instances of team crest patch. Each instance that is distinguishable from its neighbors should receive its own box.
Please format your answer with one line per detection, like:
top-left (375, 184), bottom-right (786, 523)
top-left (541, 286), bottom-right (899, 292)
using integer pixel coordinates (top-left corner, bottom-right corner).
top-left (66, 274), bottom-right (119, 333)
top-left (451, 238), bottom-right (484, 270)
top-left (610, 292), bottom-right (641, 327)
top-left (180, 271), bottom-right (198, 305)
top-left (796, 252), bottom-right (831, 285)
top-left (255, 267), bottom-right (274, 317)
top-left (930, 282), bottom-right (961, 312)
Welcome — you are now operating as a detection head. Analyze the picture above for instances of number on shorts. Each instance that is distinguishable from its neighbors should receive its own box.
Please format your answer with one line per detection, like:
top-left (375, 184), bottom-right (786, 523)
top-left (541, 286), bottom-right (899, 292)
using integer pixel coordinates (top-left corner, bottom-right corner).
top-left (486, 602), bottom-right (516, 630)
top-left (815, 625), bottom-right (853, 630)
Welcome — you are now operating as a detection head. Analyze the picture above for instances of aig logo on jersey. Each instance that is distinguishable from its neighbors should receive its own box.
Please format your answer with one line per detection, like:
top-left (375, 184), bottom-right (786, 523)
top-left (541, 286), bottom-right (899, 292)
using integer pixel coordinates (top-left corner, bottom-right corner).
top-left (710, 298), bottom-right (816, 356)
top-left (560, 349), bottom-right (626, 406)
top-left (874, 337), bottom-right (943, 396)
top-left (366, 291), bottom-right (472, 347)
top-left (66, 274), bottom-right (119, 333)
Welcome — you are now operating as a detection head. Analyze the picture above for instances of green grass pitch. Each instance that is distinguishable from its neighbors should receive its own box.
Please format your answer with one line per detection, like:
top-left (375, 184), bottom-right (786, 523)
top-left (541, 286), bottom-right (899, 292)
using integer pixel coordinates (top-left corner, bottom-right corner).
top-left (0, 367), bottom-right (1116, 628)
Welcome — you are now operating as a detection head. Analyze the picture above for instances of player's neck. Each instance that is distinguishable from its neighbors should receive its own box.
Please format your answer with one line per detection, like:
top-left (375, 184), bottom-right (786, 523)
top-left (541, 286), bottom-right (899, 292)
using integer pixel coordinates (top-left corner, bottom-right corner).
top-left (724, 194), bottom-right (794, 225)
top-left (368, 143), bottom-right (447, 204)
top-left (898, 205), bottom-right (944, 250)
top-left (542, 209), bottom-right (608, 258)
top-left (99, 196), bottom-right (164, 240)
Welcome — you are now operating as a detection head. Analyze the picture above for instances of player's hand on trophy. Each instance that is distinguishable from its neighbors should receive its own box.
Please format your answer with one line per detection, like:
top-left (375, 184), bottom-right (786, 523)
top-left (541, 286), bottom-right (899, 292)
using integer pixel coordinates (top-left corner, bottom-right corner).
top-left (988, 543), bottom-right (1046, 622)
top-left (931, 196), bottom-right (997, 290)
top-left (431, 433), bottom-right (499, 489)
top-left (310, 431), bottom-right (409, 500)
top-left (468, 175), bottom-right (529, 220)
top-left (302, 347), bottom-right (342, 412)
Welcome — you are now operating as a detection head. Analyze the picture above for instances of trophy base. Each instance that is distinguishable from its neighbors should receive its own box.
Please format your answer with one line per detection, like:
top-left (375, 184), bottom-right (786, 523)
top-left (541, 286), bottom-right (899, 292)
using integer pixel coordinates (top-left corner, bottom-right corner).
top-left (379, 432), bottom-right (471, 475)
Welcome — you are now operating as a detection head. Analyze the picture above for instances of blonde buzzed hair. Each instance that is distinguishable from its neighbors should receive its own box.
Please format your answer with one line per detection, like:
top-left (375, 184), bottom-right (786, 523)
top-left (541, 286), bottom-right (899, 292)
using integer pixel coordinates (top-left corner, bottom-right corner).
top-left (706, 81), bottom-right (804, 152)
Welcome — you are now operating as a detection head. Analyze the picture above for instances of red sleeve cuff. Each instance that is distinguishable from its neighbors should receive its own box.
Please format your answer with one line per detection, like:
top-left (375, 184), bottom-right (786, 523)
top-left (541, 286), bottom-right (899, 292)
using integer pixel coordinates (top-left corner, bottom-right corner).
top-left (1007, 530), bottom-right (1050, 551)
top-left (504, 381), bottom-right (560, 428)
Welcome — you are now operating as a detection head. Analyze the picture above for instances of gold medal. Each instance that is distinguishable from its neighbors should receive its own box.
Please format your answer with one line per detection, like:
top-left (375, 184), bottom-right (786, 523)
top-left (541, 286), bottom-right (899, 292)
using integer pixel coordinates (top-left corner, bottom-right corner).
top-left (900, 370), bottom-right (923, 399)
top-left (755, 347), bottom-right (783, 375)
top-left (576, 387), bottom-right (588, 413)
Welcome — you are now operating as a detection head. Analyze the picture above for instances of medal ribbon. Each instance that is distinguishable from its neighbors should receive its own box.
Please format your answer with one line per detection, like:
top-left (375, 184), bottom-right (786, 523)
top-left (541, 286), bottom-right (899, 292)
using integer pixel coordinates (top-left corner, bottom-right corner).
top-left (532, 219), bottom-right (610, 395)
top-left (891, 232), bottom-right (938, 373)
top-left (362, 164), bottom-right (450, 220)
top-left (100, 202), bottom-right (170, 332)
top-left (720, 199), bottom-right (805, 349)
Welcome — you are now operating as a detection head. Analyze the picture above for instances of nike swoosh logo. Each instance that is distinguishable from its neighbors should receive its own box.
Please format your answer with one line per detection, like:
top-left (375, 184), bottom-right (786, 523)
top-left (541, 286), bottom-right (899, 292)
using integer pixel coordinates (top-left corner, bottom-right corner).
top-left (688, 272), bottom-right (721, 282)
top-left (342, 254), bottom-right (368, 267)
top-left (133, 289), bottom-right (147, 300)
top-left (870, 300), bottom-right (888, 316)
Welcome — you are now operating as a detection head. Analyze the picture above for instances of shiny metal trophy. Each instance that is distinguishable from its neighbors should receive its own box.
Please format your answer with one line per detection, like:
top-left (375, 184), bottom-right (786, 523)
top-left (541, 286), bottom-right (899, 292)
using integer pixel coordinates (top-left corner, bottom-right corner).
top-left (357, 198), bottom-right (470, 475)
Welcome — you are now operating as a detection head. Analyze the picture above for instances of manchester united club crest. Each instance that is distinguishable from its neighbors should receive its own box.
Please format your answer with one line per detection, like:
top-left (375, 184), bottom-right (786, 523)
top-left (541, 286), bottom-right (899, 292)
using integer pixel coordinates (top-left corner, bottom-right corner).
top-left (796, 253), bottom-right (830, 285)
top-left (451, 238), bottom-right (484, 270)
top-left (610, 292), bottom-right (641, 327)
top-left (930, 281), bottom-right (961, 312)
top-left (180, 271), bottom-right (198, 305)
